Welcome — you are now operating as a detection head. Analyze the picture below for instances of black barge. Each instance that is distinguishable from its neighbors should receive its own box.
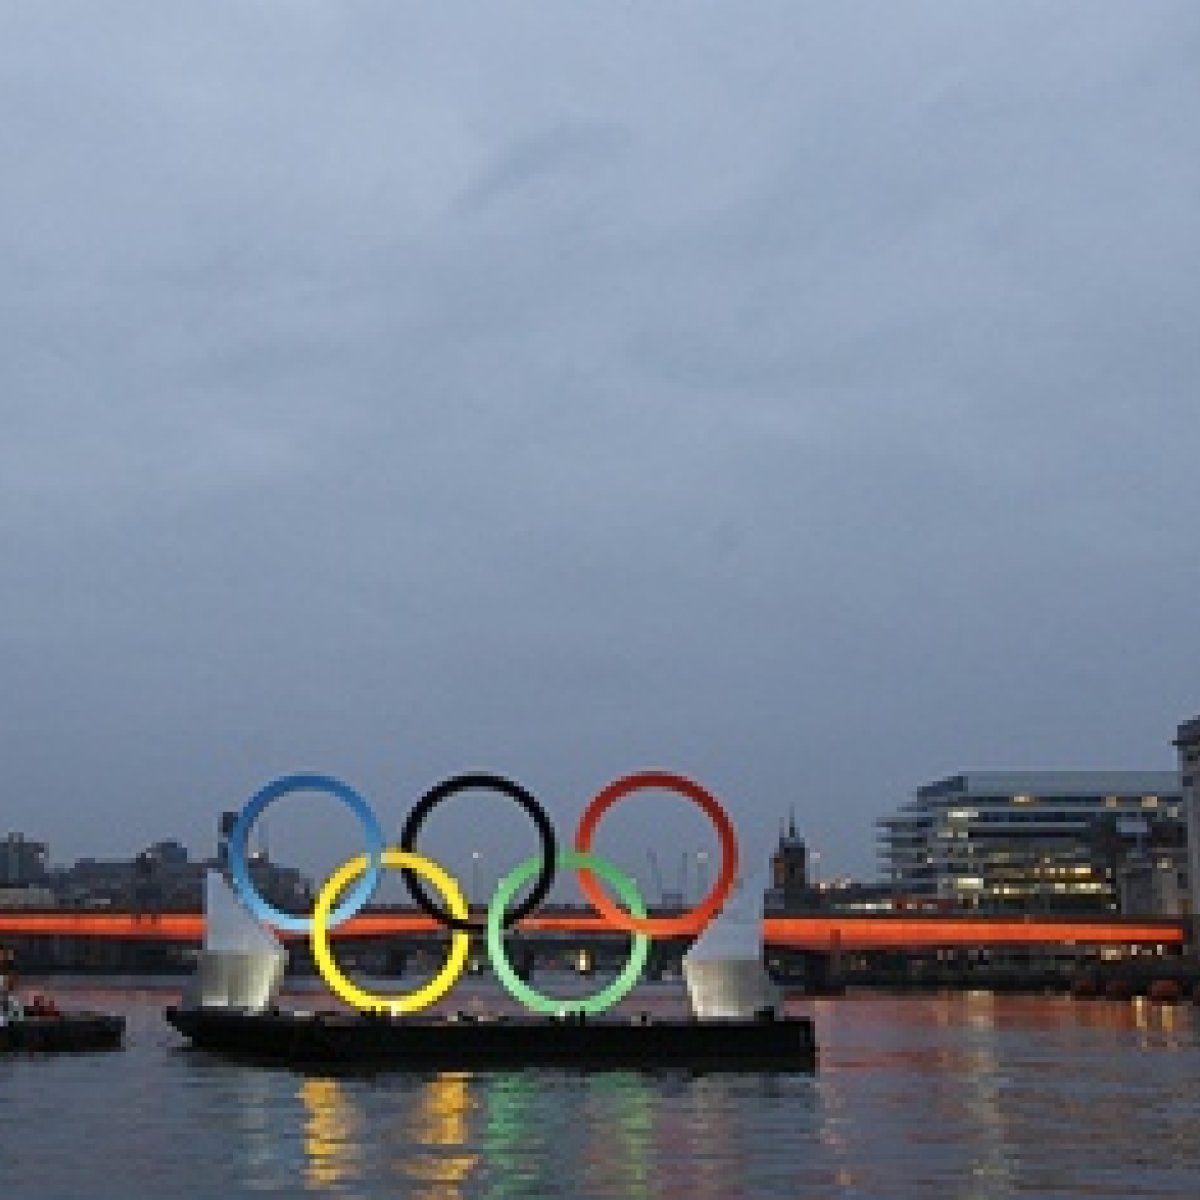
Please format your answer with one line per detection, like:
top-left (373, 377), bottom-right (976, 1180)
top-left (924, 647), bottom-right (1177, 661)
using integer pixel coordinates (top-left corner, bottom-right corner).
top-left (166, 1006), bottom-right (817, 1072)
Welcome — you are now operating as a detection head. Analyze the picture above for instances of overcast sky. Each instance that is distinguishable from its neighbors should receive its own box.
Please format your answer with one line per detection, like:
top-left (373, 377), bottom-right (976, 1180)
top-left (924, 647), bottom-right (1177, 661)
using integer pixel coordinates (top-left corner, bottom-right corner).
top-left (2, 2), bottom-right (1197, 896)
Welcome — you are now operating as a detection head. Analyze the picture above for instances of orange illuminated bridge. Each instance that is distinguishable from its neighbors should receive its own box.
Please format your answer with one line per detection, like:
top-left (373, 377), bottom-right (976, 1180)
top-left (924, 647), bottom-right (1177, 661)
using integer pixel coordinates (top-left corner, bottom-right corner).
top-left (0, 909), bottom-right (1185, 949)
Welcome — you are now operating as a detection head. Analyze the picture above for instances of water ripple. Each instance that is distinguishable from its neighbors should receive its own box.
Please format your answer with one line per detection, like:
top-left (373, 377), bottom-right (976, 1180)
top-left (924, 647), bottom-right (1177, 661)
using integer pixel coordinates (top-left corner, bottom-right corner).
top-left (2, 984), bottom-right (1199, 1198)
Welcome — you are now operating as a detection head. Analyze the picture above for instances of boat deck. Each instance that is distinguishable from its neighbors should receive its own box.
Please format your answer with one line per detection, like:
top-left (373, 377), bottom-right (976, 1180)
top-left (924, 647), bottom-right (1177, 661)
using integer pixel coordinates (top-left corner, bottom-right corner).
top-left (166, 1006), bottom-right (817, 1072)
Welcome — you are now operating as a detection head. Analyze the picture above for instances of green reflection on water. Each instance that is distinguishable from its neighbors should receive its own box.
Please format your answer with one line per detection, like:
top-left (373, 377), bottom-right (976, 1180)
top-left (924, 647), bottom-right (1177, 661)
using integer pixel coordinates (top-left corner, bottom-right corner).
top-left (481, 1073), bottom-right (543, 1198)
top-left (481, 1071), bottom-right (658, 1199)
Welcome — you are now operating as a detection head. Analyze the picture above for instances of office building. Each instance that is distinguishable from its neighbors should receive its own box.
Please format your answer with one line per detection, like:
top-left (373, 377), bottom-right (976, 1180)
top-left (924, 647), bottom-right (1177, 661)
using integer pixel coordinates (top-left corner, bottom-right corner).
top-left (1176, 715), bottom-right (1200, 927)
top-left (879, 771), bottom-right (1182, 913)
top-left (1, 833), bottom-right (47, 887)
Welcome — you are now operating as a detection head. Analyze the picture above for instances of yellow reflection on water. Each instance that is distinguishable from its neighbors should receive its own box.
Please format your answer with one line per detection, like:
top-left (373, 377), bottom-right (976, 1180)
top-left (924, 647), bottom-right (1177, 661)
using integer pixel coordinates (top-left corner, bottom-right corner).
top-left (955, 999), bottom-right (1016, 1199)
top-left (1130, 994), bottom-right (1189, 1049)
top-left (393, 1072), bottom-right (479, 1199)
top-left (1162, 1001), bottom-right (1178, 1035)
top-left (300, 1077), bottom-right (362, 1190)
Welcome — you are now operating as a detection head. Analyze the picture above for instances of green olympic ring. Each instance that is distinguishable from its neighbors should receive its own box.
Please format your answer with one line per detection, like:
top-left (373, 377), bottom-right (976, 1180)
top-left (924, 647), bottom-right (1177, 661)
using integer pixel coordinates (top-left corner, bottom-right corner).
top-left (486, 850), bottom-right (650, 1016)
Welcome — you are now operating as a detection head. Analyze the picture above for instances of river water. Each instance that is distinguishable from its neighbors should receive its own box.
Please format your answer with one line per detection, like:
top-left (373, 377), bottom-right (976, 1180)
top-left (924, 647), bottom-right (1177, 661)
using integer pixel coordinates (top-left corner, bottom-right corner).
top-left (2, 981), bottom-right (1199, 1199)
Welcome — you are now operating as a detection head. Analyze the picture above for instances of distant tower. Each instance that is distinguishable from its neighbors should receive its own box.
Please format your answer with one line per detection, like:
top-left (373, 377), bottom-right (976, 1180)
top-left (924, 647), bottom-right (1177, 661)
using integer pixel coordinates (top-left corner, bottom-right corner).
top-left (770, 811), bottom-right (809, 910)
top-left (1175, 716), bottom-right (1200, 945)
top-left (218, 811), bottom-right (238, 869)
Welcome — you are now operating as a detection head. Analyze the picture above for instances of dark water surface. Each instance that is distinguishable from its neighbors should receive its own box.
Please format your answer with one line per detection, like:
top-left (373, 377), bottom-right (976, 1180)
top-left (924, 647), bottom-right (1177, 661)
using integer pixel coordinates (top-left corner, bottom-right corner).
top-left (2, 982), bottom-right (1199, 1198)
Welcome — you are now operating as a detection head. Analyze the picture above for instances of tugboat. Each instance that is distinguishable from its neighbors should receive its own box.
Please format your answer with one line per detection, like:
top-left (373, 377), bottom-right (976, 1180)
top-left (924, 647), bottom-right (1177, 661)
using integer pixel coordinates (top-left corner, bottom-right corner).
top-left (166, 872), bottom-right (817, 1072)
top-left (0, 953), bottom-right (124, 1054)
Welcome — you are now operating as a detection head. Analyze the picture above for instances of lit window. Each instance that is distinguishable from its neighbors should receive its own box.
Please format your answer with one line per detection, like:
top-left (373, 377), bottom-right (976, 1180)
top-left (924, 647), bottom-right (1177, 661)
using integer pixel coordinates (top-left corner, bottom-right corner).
top-left (1142, 796), bottom-right (1159, 808)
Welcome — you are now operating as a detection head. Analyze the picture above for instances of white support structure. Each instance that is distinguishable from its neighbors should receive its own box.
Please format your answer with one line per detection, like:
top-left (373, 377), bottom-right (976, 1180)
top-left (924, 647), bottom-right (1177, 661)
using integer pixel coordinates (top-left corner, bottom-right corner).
top-left (180, 870), bottom-right (286, 1012)
top-left (682, 875), bottom-right (780, 1020)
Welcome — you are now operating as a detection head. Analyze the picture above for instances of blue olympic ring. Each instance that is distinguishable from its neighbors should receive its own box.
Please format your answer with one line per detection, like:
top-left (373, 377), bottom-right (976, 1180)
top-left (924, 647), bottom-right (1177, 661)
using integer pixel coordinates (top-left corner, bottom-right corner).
top-left (226, 773), bottom-right (385, 934)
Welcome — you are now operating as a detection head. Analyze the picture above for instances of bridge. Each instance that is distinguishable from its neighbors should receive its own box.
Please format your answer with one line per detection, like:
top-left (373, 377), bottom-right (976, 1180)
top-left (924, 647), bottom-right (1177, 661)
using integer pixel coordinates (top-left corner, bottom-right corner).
top-left (0, 907), bottom-right (1186, 979)
top-left (0, 907), bottom-right (1186, 948)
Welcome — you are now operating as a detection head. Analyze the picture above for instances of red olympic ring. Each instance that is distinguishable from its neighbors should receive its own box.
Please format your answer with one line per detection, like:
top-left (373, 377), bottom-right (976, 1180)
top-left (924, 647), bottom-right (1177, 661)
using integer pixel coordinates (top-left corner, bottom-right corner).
top-left (574, 770), bottom-right (738, 936)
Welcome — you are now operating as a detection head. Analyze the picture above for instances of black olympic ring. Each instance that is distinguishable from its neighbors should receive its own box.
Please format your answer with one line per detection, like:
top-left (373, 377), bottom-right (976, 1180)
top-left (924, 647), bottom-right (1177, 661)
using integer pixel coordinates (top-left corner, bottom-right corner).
top-left (398, 771), bottom-right (558, 933)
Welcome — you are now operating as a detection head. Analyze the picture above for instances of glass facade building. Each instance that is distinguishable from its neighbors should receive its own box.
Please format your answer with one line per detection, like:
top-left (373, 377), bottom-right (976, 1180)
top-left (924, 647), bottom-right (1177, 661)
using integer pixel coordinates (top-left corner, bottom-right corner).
top-left (878, 771), bottom-right (1183, 913)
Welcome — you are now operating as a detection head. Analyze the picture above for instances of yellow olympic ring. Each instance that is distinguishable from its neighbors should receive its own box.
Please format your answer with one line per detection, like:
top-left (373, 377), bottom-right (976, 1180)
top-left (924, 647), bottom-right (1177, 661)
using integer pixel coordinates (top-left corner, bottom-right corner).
top-left (310, 849), bottom-right (470, 1016)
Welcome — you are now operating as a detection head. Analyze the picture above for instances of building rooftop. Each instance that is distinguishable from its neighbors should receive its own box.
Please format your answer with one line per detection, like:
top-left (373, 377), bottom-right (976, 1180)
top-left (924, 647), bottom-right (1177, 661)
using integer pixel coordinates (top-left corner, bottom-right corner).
top-left (1174, 715), bottom-right (1200, 746)
top-left (915, 770), bottom-right (1178, 800)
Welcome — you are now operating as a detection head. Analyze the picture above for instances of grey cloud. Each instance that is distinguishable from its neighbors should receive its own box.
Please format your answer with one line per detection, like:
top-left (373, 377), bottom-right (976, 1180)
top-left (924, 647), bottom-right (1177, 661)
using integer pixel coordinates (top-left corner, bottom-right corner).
top-left (0, 2), bottom-right (1197, 887)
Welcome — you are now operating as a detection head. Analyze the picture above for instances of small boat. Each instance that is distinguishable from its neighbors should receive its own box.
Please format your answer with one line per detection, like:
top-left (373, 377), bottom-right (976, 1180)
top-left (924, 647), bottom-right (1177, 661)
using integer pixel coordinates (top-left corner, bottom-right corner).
top-left (0, 1012), bottom-right (125, 1054)
top-left (1, 952), bottom-right (125, 1054)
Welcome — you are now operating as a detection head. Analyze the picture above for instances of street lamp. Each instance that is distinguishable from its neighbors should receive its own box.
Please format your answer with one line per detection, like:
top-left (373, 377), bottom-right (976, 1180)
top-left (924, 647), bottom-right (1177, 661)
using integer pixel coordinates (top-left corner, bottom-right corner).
top-left (696, 850), bottom-right (709, 902)
top-left (471, 851), bottom-right (482, 909)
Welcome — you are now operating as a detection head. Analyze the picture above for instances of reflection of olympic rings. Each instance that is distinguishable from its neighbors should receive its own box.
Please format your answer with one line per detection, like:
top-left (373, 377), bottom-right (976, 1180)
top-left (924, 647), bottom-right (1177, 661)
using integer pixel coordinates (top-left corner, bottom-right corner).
top-left (225, 769), bottom-right (738, 1016)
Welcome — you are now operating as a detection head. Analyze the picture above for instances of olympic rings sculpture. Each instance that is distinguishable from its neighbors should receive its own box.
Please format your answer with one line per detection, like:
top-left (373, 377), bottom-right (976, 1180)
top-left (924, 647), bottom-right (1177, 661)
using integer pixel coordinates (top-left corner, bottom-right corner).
top-left (226, 769), bottom-right (738, 1017)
